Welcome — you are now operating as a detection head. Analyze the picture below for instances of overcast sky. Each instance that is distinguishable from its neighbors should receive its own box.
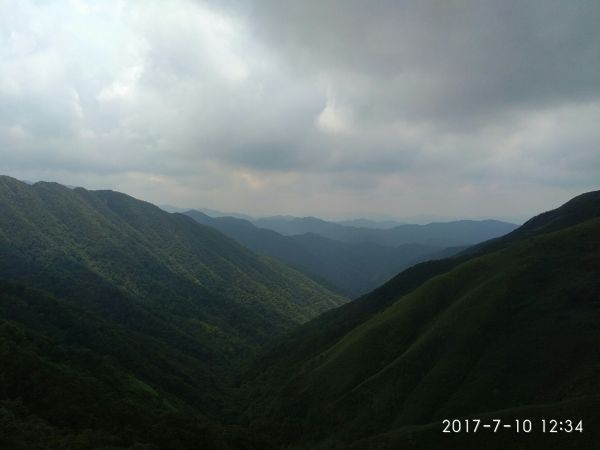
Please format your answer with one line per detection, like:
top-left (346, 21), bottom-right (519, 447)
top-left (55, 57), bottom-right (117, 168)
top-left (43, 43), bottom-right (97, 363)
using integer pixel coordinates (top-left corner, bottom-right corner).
top-left (1, 0), bottom-right (599, 222)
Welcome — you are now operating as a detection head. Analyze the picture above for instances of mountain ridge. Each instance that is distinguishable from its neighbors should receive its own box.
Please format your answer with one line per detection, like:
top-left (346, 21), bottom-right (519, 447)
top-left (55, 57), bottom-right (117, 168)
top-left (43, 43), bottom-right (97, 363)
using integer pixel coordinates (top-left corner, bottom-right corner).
top-left (252, 215), bottom-right (517, 247)
top-left (184, 209), bottom-right (448, 297)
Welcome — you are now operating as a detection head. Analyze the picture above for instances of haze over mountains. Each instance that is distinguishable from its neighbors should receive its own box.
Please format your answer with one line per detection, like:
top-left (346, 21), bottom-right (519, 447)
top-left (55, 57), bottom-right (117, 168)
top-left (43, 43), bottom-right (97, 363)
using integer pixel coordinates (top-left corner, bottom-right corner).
top-left (159, 204), bottom-right (493, 230)
top-left (184, 210), bottom-right (516, 297)
top-left (0, 174), bottom-right (598, 449)
top-left (336, 218), bottom-right (405, 229)
top-left (252, 215), bottom-right (516, 246)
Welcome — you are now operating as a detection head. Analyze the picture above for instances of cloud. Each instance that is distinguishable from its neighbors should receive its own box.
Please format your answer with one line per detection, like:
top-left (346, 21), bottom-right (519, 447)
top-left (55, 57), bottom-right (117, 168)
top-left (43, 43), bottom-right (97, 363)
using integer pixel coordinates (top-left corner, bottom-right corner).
top-left (0, 0), bottom-right (599, 220)
top-left (229, 0), bottom-right (600, 121)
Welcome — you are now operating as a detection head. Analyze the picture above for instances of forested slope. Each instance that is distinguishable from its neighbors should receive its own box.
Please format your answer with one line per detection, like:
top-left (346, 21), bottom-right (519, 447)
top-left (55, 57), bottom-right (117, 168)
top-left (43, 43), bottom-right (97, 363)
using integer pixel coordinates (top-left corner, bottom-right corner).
top-left (0, 175), bottom-right (345, 449)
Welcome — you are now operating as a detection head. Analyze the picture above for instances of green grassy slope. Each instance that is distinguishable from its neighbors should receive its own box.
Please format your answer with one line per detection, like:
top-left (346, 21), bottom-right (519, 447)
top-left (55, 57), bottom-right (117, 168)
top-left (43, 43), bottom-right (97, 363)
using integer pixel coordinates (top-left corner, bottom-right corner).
top-left (242, 198), bottom-right (600, 449)
top-left (244, 191), bottom-right (600, 389)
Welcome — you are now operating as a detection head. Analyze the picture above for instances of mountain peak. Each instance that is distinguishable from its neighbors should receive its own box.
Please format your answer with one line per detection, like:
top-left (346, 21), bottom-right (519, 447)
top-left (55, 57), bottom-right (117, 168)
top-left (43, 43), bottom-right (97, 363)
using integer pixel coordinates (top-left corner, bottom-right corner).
top-left (510, 189), bottom-right (600, 237)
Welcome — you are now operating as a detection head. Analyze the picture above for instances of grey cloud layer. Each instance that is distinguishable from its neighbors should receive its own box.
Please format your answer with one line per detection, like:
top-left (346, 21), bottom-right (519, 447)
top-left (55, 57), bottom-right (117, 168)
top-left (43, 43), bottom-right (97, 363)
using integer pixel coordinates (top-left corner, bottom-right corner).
top-left (1, 0), bottom-right (599, 219)
top-left (229, 0), bottom-right (600, 120)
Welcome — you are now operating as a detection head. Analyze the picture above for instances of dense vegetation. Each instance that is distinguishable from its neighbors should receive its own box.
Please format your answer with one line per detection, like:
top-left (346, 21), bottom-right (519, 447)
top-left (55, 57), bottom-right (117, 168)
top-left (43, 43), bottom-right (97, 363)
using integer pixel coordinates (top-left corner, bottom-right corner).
top-left (1, 174), bottom-right (598, 449)
top-left (0, 282), bottom-right (244, 449)
top-left (185, 210), bottom-right (449, 297)
top-left (0, 175), bottom-right (344, 448)
top-left (241, 192), bottom-right (600, 449)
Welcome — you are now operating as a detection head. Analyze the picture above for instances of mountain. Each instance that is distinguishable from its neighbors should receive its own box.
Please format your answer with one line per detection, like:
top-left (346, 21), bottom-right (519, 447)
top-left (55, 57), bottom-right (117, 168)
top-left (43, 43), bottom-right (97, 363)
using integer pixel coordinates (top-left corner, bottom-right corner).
top-left (197, 208), bottom-right (255, 221)
top-left (159, 204), bottom-right (254, 220)
top-left (253, 215), bottom-right (349, 238)
top-left (158, 203), bottom-right (189, 213)
top-left (184, 210), bottom-right (444, 297)
top-left (253, 215), bottom-right (517, 247)
top-left (336, 218), bottom-right (405, 229)
top-left (494, 189), bottom-right (600, 242)
top-left (0, 175), bottom-right (344, 449)
top-left (241, 191), bottom-right (600, 449)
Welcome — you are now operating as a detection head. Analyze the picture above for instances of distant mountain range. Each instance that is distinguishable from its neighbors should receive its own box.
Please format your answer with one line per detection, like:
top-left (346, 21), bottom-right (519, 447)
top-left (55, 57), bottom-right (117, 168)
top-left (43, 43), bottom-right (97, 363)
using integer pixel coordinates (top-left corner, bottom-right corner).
top-left (160, 206), bottom-right (407, 229)
top-left (159, 204), bottom-right (255, 220)
top-left (184, 210), bottom-right (516, 296)
top-left (160, 202), bottom-right (516, 238)
top-left (184, 210), bottom-right (451, 297)
top-left (335, 218), bottom-right (405, 229)
top-left (252, 215), bottom-right (517, 247)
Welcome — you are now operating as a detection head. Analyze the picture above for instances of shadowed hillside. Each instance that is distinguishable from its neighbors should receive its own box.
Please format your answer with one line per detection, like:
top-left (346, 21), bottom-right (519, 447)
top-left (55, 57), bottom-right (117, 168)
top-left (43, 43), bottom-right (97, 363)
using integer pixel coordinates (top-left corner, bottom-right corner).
top-left (0, 175), bottom-right (344, 449)
top-left (242, 192), bottom-right (600, 449)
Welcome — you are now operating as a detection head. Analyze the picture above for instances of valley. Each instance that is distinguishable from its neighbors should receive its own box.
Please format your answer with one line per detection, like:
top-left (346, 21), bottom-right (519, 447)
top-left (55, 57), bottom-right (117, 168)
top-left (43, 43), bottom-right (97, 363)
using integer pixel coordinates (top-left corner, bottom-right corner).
top-left (0, 176), bottom-right (598, 449)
